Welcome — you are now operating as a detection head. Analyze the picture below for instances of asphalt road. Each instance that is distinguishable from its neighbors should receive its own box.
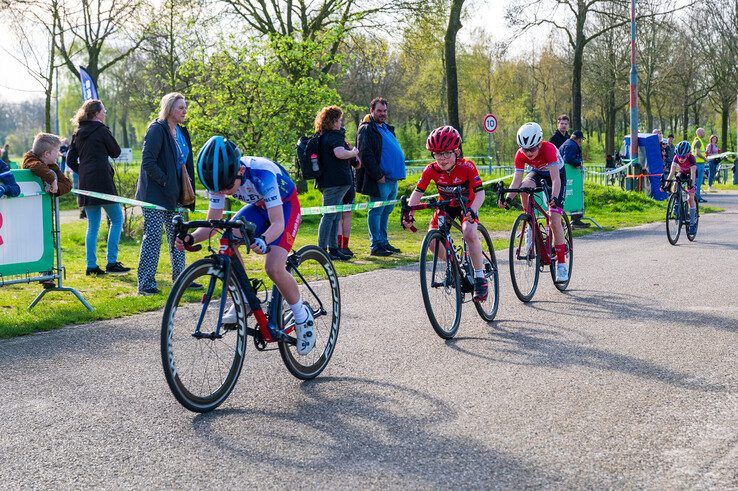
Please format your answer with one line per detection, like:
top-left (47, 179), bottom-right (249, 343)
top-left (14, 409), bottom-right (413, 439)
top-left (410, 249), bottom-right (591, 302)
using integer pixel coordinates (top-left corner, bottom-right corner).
top-left (2, 193), bottom-right (737, 488)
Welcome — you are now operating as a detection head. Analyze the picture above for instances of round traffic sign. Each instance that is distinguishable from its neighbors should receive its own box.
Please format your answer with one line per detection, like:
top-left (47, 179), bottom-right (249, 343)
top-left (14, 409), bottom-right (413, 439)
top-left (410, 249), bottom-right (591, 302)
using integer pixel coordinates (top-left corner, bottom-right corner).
top-left (483, 114), bottom-right (498, 133)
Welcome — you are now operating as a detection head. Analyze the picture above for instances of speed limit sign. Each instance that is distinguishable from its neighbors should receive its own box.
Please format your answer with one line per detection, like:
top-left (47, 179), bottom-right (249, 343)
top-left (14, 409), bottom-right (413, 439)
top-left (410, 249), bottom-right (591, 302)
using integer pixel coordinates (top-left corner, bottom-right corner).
top-left (483, 114), bottom-right (498, 134)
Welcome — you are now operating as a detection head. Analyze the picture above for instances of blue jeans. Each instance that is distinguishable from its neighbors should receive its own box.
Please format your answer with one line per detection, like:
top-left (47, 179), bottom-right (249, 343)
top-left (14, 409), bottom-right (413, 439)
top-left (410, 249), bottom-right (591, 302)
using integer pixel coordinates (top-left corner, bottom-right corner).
top-left (318, 185), bottom-right (351, 250)
top-left (367, 179), bottom-right (398, 249)
top-left (708, 160), bottom-right (719, 186)
top-left (85, 203), bottom-right (123, 268)
top-left (695, 163), bottom-right (706, 199)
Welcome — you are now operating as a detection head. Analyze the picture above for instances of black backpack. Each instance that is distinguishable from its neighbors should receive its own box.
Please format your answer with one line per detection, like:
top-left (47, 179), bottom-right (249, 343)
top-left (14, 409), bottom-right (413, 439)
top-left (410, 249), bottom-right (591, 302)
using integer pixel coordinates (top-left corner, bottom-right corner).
top-left (296, 133), bottom-right (323, 179)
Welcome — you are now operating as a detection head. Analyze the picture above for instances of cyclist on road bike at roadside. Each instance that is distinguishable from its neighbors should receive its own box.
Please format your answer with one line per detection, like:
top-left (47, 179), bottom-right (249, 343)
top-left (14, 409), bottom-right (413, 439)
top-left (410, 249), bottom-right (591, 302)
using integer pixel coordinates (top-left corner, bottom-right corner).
top-left (173, 136), bottom-right (316, 355)
top-left (401, 125), bottom-right (489, 302)
top-left (662, 140), bottom-right (698, 235)
top-left (498, 122), bottom-right (569, 282)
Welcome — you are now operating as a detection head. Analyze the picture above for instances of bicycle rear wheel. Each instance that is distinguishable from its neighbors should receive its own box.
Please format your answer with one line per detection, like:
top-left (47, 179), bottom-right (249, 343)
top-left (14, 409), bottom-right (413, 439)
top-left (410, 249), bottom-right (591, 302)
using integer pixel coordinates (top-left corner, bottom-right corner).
top-left (161, 257), bottom-right (248, 413)
top-left (278, 245), bottom-right (340, 380)
top-left (665, 193), bottom-right (681, 245)
top-left (420, 229), bottom-right (462, 339)
top-left (473, 223), bottom-right (499, 322)
top-left (549, 212), bottom-right (573, 291)
top-left (687, 201), bottom-right (699, 241)
top-left (509, 214), bottom-right (540, 303)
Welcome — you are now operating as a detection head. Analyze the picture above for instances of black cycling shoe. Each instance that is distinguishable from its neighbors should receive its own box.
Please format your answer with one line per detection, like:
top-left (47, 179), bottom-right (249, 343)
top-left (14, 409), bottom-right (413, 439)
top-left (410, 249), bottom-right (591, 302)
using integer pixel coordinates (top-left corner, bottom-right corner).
top-left (473, 277), bottom-right (488, 302)
top-left (106, 261), bottom-right (131, 274)
top-left (370, 246), bottom-right (392, 257)
top-left (339, 247), bottom-right (354, 258)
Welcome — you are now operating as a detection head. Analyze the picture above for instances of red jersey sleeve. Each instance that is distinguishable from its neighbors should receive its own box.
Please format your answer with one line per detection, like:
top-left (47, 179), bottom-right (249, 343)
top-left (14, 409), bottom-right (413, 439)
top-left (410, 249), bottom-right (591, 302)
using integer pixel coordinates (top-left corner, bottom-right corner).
top-left (539, 141), bottom-right (560, 167)
top-left (514, 149), bottom-right (527, 172)
top-left (415, 163), bottom-right (436, 192)
top-left (466, 160), bottom-right (483, 192)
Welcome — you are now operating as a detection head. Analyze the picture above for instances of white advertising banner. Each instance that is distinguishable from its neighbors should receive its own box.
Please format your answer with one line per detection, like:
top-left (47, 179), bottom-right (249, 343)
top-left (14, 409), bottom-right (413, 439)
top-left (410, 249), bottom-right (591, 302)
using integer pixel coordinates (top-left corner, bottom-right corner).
top-left (0, 181), bottom-right (46, 267)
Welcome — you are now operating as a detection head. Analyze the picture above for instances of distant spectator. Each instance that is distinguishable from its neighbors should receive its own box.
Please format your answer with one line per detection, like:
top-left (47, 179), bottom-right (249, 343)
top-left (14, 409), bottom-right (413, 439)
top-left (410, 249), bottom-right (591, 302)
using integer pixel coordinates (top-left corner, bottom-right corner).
top-left (0, 158), bottom-right (21, 198)
top-left (549, 115), bottom-right (570, 149)
top-left (135, 92), bottom-right (196, 296)
top-left (21, 133), bottom-right (72, 198)
top-left (652, 129), bottom-right (667, 166)
top-left (559, 130), bottom-right (589, 228)
top-left (314, 105), bottom-right (359, 261)
top-left (67, 99), bottom-right (130, 276)
top-left (692, 128), bottom-right (707, 203)
top-left (356, 97), bottom-right (406, 256)
top-left (705, 134), bottom-right (720, 192)
top-left (665, 133), bottom-right (676, 164)
top-left (1, 143), bottom-right (9, 163)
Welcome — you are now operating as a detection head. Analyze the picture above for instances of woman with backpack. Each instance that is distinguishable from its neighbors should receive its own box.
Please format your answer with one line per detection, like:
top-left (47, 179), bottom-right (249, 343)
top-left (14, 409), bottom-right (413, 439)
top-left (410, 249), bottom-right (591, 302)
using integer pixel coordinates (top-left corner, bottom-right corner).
top-left (314, 106), bottom-right (359, 261)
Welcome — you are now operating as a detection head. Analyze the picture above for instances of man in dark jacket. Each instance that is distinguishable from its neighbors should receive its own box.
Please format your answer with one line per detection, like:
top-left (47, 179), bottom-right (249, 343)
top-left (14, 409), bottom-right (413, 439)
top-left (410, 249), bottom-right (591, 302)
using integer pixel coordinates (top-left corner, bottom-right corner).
top-left (549, 115), bottom-right (570, 149)
top-left (559, 130), bottom-right (589, 228)
top-left (356, 97), bottom-right (406, 256)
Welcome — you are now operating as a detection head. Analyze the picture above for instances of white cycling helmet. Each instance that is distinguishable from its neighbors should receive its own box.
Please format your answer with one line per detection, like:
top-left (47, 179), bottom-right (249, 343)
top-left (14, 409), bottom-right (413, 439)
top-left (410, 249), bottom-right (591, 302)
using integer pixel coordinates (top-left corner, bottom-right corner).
top-left (517, 122), bottom-right (543, 149)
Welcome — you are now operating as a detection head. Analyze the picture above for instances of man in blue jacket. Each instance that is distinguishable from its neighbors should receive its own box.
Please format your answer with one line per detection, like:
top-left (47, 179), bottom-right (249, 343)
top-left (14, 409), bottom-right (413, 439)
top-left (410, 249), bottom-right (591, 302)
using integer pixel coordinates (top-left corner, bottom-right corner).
top-left (559, 130), bottom-right (589, 228)
top-left (0, 159), bottom-right (21, 198)
top-left (356, 97), bottom-right (407, 256)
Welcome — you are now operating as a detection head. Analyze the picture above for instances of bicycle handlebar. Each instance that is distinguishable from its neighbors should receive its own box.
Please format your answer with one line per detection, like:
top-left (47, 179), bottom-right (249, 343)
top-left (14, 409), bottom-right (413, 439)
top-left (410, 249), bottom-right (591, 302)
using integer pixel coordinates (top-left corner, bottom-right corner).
top-left (172, 216), bottom-right (257, 252)
top-left (400, 187), bottom-right (471, 232)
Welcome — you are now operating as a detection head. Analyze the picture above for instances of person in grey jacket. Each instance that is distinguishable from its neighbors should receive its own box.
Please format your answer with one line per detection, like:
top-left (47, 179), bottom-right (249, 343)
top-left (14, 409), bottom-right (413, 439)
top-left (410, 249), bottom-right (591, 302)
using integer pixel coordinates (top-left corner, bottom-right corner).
top-left (135, 92), bottom-right (197, 295)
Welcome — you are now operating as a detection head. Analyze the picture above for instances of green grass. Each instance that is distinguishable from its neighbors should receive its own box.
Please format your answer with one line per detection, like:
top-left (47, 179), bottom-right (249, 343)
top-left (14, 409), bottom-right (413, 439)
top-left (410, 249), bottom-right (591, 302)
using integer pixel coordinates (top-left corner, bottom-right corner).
top-left (0, 181), bottom-right (718, 338)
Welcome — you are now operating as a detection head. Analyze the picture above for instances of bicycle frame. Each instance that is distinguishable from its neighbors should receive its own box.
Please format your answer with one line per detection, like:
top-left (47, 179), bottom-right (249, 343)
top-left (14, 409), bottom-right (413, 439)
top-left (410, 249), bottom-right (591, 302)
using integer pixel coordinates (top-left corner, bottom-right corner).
top-left (496, 186), bottom-right (555, 266)
top-left (663, 177), bottom-right (691, 223)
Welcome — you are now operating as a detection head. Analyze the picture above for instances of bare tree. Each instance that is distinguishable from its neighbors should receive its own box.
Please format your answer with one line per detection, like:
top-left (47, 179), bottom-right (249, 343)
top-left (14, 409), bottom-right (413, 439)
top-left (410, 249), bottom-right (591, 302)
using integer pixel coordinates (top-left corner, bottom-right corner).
top-left (704, 0), bottom-right (737, 149)
top-left (444, 0), bottom-right (465, 134)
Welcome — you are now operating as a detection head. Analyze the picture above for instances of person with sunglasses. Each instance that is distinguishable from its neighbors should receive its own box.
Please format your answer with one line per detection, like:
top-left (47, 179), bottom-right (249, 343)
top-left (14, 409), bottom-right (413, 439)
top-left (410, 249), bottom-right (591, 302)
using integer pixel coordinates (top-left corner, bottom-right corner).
top-left (661, 140), bottom-right (698, 235)
top-left (402, 125), bottom-right (488, 302)
top-left (499, 122), bottom-right (569, 282)
top-left (174, 136), bottom-right (316, 356)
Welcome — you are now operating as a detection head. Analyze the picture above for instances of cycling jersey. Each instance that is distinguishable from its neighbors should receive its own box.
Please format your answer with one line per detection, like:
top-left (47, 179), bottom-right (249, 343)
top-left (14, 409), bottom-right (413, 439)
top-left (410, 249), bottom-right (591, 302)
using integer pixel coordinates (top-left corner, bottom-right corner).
top-left (673, 154), bottom-right (696, 174)
top-left (208, 156), bottom-right (296, 210)
top-left (514, 141), bottom-right (563, 174)
top-left (415, 158), bottom-right (483, 203)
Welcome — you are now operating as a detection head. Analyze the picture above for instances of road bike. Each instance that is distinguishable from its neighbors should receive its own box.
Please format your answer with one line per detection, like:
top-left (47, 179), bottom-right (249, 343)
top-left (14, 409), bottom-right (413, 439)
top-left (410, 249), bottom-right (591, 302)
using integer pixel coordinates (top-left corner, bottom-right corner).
top-left (662, 175), bottom-right (699, 245)
top-left (160, 216), bottom-right (340, 413)
top-left (400, 187), bottom-right (499, 339)
top-left (492, 182), bottom-right (573, 303)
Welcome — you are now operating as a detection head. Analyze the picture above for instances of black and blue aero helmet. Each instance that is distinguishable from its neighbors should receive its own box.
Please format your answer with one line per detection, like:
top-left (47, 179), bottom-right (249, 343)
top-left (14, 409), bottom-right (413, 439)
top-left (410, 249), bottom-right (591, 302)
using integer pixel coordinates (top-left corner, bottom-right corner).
top-left (197, 136), bottom-right (241, 192)
top-left (675, 140), bottom-right (691, 157)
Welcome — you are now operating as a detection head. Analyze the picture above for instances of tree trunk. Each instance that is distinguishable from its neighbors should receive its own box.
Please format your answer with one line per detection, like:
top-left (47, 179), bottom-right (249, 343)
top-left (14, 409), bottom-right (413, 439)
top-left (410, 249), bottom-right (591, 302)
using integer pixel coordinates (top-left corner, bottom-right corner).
top-left (570, 14), bottom-right (586, 130)
top-left (720, 104), bottom-right (729, 151)
top-left (444, 0), bottom-right (464, 134)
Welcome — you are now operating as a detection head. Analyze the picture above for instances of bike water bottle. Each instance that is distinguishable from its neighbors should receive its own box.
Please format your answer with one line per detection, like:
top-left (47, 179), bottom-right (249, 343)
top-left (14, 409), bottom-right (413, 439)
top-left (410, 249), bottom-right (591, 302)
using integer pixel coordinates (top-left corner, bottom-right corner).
top-left (310, 154), bottom-right (319, 172)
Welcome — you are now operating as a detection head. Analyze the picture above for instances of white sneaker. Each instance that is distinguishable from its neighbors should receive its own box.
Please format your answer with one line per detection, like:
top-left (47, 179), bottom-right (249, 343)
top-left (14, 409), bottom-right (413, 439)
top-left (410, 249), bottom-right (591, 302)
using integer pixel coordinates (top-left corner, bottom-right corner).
top-left (222, 303), bottom-right (238, 324)
top-left (556, 263), bottom-right (569, 282)
top-left (708, 186), bottom-right (716, 192)
top-left (295, 306), bottom-right (316, 355)
top-left (522, 227), bottom-right (533, 256)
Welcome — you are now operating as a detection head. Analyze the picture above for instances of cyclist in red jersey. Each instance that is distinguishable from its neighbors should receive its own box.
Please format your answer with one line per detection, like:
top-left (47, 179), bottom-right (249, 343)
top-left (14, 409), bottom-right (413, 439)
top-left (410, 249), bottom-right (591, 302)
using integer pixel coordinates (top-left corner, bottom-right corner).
top-left (662, 140), bottom-right (698, 234)
top-left (498, 122), bottom-right (569, 282)
top-left (402, 125), bottom-right (488, 301)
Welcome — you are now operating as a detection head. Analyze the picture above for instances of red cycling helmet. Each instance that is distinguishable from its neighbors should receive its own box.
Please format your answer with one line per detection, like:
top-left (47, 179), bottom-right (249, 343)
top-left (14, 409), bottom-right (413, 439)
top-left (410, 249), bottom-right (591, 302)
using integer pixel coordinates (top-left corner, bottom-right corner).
top-left (426, 125), bottom-right (462, 153)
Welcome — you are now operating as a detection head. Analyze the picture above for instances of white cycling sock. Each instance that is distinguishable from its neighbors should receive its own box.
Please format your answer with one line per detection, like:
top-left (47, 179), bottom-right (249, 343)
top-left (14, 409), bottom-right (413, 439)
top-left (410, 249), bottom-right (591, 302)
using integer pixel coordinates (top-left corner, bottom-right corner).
top-left (290, 299), bottom-right (307, 324)
top-left (474, 269), bottom-right (484, 278)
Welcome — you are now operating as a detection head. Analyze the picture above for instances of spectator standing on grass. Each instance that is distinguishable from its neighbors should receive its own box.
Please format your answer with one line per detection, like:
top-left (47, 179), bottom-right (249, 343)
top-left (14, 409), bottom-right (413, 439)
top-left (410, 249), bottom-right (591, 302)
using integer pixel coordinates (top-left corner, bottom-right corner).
top-left (559, 130), bottom-right (590, 228)
top-left (314, 105), bottom-right (359, 261)
top-left (705, 134), bottom-right (720, 192)
top-left (135, 92), bottom-right (197, 296)
top-left (692, 127), bottom-right (708, 203)
top-left (66, 99), bottom-right (130, 276)
top-left (549, 115), bottom-right (570, 149)
top-left (356, 97), bottom-right (406, 257)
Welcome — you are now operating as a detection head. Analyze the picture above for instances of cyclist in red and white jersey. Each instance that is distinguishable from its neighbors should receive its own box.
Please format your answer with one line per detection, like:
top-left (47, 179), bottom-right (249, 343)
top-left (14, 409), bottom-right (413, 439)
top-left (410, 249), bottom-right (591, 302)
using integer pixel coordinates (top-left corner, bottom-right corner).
top-left (402, 125), bottom-right (488, 301)
top-left (499, 122), bottom-right (569, 282)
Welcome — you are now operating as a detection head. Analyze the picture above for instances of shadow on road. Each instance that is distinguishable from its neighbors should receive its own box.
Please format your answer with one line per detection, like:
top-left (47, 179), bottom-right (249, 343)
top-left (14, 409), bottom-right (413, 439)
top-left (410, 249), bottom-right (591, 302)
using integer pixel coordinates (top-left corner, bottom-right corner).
top-left (191, 376), bottom-right (561, 487)
top-left (447, 316), bottom-right (727, 394)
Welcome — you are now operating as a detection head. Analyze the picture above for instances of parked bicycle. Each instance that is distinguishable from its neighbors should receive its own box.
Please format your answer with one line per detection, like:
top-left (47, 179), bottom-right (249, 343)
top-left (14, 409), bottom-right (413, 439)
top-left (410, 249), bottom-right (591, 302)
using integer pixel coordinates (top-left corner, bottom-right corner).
top-left (492, 182), bottom-right (573, 302)
top-left (661, 175), bottom-right (699, 245)
top-left (400, 187), bottom-right (499, 339)
top-left (161, 216), bottom-right (340, 413)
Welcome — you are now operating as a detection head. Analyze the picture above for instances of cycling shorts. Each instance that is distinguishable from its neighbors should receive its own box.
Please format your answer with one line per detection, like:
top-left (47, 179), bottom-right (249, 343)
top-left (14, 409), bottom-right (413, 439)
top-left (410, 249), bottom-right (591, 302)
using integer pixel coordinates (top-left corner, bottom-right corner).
top-left (523, 167), bottom-right (567, 209)
top-left (233, 190), bottom-right (301, 252)
top-left (343, 184), bottom-right (355, 205)
top-left (429, 206), bottom-right (478, 230)
top-left (678, 171), bottom-right (693, 187)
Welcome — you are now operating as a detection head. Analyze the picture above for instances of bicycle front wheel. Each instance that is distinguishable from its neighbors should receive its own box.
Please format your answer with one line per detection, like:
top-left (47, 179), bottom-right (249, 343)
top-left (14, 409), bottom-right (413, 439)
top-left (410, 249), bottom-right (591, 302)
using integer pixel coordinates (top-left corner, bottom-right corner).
top-left (666, 193), bottom-right (681, 245)
top-left (420, 229), bottom-right (462, 339)
top-left (687, 201), bottom-right (699, 241)
top-left (549, 212), bottom-right (573, 291)
top-left (509, 214), bottom-right (540, 303)
top-left (473, 223), bottom-right (500, 322)
top-left (161, 257), bottom-right (248, 413)
top-left (278, 245), bottom-right (340, 380)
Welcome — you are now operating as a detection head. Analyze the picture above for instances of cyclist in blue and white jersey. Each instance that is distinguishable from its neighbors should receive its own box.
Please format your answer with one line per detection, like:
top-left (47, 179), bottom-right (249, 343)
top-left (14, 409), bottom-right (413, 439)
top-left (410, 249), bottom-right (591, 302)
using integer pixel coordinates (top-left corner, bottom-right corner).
top-left (174, 136), bottom-right (315, 355)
